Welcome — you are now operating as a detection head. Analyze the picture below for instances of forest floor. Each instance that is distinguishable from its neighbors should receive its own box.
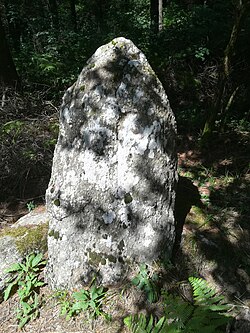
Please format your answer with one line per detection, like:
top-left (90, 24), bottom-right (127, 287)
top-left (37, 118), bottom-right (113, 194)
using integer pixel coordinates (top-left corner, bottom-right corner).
top-left (0, 128), bottom-right (249, 332)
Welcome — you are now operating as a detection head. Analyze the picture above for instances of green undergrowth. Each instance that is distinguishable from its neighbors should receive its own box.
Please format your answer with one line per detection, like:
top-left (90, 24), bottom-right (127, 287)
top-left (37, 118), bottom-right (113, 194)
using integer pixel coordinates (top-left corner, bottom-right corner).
top-left (125, 276), bottom-right (233, 333)
top-left (3, 257), bottom-right (236, 331)
top-left (185, 206), bottom-right (208, 228)
top-left (131, 263), bottom-right (160, 303)
top-left (54, 282), bottom-right (111, 322)
top-left (4, 253), bottom-right (47, 328)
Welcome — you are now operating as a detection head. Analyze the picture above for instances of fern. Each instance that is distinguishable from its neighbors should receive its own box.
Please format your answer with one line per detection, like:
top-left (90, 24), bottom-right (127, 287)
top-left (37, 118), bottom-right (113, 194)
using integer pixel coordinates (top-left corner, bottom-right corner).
top-left (124, 314), bottom-right (181, 333)
top-left (162, 292), bottom-right (194, 330)
top-left (189, 277), bottom-right (229, 311)
top-left (124, 277), bottom-right (232, 333)
top-left (184, 277), bottom-right (231, 333)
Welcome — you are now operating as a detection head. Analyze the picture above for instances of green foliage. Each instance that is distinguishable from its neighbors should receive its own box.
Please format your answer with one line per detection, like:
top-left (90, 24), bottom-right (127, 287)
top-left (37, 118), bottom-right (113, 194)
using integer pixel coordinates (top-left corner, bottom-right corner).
top-left (132, 264), bottom-right (159, 303)
top-left (124, 314), bottom-right (170, 333)
top-left (4, 253), bottom-right (46, 328)
top-left (58, 284), bottom-right (111, 321)
top-left (1, 120), bottom-right (24, 143)
top-left (53, 289), bottom-right (75, 320)
top-left (188, 276), bottom-right (229, 311)
top-left (26, 201), bottom-right (36, 212)
top-left (4, 0), bottom-right (249, 133)
top-left (125, 277), bottom-right (232, 333)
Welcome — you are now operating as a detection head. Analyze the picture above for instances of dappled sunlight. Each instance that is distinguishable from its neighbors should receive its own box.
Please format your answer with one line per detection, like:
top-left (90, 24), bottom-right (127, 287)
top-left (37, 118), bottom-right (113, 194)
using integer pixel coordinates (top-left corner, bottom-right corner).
top-left (175, 130), bottom-right (250, 303)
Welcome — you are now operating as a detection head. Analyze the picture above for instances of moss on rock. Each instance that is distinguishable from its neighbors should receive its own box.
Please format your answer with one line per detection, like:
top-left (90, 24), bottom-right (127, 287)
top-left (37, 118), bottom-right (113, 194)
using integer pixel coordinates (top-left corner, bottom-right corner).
top-left (0, 222), bottom-right (48, 256)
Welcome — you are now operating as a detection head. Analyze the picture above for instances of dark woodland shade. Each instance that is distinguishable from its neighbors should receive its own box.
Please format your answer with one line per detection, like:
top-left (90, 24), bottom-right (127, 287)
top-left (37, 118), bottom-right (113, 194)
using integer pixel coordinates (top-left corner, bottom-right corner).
top-left (0, 16), bottom-right (19, 87)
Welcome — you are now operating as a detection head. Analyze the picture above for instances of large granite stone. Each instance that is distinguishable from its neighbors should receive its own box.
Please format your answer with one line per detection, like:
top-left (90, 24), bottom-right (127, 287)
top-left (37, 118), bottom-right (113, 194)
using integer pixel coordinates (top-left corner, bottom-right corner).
top-left (46, 37), bottom-right (178, 289)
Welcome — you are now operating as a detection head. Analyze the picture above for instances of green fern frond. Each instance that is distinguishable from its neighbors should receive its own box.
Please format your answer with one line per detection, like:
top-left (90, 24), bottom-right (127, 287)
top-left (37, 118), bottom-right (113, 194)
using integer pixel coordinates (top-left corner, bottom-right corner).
top-left (124, 313), bottom-right (182, 333)
top-left (125, 277), bottom-right (232, 333)
top-left (124, 314), bottom-right (154, 333)
top-left (186, 307), bottom-right (229, 333)
top-left (188, 277), bottom-right (229, 311)
top-left (185, 277), bottom-right (231, 332)
top-left (162, 291), bottom-right (194, 328)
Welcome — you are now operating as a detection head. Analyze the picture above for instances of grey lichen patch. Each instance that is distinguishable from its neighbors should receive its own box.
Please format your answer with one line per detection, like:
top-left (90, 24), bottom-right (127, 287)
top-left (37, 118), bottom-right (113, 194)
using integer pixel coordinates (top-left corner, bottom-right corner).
top-left (88, 251), bottom-right (104, 266)
top-left (101, 258), bottom-right (106, 265)
top-left (107, 254), bottom-right (117, 263)
top-left (118, 239), bottom-right (125, 251)
top-left (48, 229), bottom-right (61, 240)
top-left (88, 250), bottom-right (118, 266)
top-left (87, 63), bottom-right (95, 69)
top-left (0, 222), bottom-right (48, 256)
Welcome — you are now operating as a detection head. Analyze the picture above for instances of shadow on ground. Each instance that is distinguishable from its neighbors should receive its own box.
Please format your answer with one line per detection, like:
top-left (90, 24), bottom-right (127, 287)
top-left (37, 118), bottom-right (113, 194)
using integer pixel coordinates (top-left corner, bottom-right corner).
top-left (172, 130), bottom-right (250, 303)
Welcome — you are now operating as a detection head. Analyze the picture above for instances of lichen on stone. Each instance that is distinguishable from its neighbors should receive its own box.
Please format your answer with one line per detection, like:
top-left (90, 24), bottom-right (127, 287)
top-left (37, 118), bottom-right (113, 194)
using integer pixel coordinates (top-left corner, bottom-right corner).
top-left (124, 193), bottom-right (133, 204)
top-left (53, 199), bottom-right (60, 206)
top-left (88, 250), bottom-right (118, 266)
top-left (48, 229), bottom-right (61, 240)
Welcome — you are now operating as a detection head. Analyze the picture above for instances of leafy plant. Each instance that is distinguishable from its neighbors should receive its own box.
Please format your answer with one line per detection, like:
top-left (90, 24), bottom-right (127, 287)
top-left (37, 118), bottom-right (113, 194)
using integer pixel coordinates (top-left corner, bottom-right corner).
top-left (125, 277), bottom-right (232, 333)
top-left (53, 289), bottom-right (75, 320)
top-left (27, 201), bottom-right (37, 212)
top-left (4, 253), bottom-right (46, 328)
top-left (132, 264), bottom-right (159, 303)
top-left (58, 283), bottom-right (111, 321)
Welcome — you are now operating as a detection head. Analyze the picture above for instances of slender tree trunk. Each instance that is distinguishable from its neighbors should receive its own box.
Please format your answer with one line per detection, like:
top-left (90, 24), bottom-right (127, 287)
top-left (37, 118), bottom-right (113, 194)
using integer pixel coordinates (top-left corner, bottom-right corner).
top-left (0, 13), bottom-right (19, 87)
top-left (202, 0), bottom-right (250, 140)
top-left (150, 0), bottom-right (163, 33)
top-left (159, 0), bottom-right (163, 31)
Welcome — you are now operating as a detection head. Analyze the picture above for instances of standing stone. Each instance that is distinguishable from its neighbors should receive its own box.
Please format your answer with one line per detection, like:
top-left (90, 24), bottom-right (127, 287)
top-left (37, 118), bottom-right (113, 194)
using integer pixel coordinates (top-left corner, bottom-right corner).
top-left (46, 37), bottom-right (177, 289)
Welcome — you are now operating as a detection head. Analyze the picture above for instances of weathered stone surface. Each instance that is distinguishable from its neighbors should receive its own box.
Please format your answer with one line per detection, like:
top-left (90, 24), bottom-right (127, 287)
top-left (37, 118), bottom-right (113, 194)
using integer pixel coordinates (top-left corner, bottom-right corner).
top-left (13, 208), bottom-right (49, 228)
top-left (46, 37), bottom-right (178, 289)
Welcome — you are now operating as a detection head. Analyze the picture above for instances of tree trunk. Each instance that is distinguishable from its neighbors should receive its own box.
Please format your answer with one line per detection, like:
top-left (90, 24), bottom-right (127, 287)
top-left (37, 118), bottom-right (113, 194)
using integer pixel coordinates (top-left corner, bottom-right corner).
top-left (0, 13), bottom-right (19, 87)
top-left (159, 0), bottom-right (163, 31)
top-left (150, 0), bottom-right (163, 33)
top-left (202, 0), bottom-right (250, 140)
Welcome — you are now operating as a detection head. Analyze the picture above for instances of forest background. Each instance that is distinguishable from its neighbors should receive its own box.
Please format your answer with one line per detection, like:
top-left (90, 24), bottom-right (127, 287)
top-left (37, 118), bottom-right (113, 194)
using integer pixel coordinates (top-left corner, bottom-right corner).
top-left (0, 0), bottom-right (250, 200)
top-left (0, 1), bottom-right (250, 331)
